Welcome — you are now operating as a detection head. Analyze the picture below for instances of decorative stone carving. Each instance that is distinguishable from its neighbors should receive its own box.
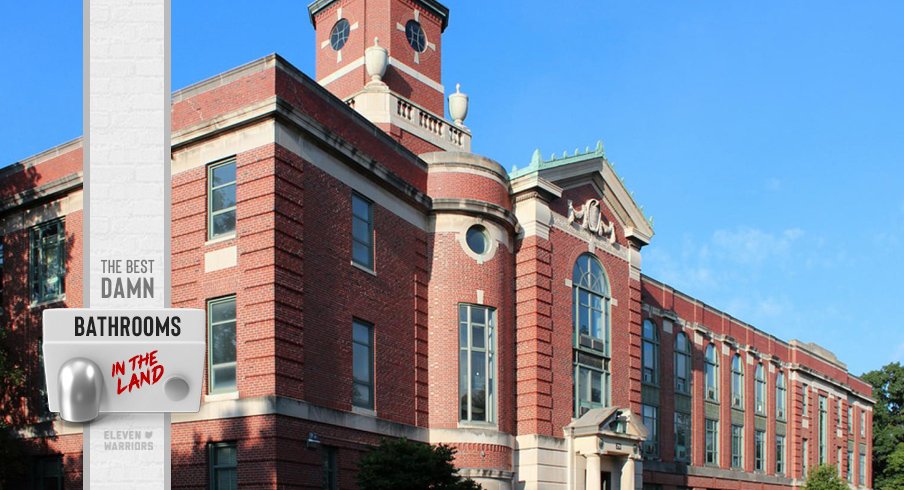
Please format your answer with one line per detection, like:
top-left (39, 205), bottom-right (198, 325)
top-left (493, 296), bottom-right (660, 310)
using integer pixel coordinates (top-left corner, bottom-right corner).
top-left (365, 37), bottom-right (388, 83)
top-left (567, 198), bottom-right (616, 244)
top-left (448, 83), bottom-right (469, 126)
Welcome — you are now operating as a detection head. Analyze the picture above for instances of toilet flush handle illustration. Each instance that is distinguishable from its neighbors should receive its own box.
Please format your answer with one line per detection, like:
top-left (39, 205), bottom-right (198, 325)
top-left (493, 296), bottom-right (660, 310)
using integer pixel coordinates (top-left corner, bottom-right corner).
top-left (43, 308), bottom-right (205, 422)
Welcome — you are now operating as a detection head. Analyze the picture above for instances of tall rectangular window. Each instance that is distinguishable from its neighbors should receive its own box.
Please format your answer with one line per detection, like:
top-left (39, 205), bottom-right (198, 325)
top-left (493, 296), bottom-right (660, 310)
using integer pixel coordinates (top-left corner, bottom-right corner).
top-left (322, 446), bottom-right (337, 490)
top-left (837, 447), bottom-right (843, 477)
top-left (776, 372), bottom-right (787, 420)
top-left (209, 442), bottom-right (237, 490)
top-left (755, 364), bottom-right (766, 415)
top-left (860, 411), bottom-right (866, 437)
top-left (818, 396), bottom-right (827, 464)
top-left (837, 399), bottom-right (842, 427)
top-left (208, 159), bottom-right (237, 240)
top-left (459, 304), bottom-right (494, 423)
top-left (674, 332), bottom-right (691, 394)
top-left (754, 430), bottom-right (765, 471)
top-left (208, 296), bottom-right (237, 393)
top-left (705, 344), bottom-right (719, 401)
top-left (848, 406), bottom-right (853, 434)
top-left (705, 419), bottom-right (719, 466)
top-left (642, 320), bottom-right (659, 385)
top-left (32, 455), bottom-right (63, 490)
top-left (351, 193), bottom-right (374, 269)
top-left (642, 404), bottom-right (658, 456)
top-left (847, 449), bottom-right (853, 482)
top-left (802, 439), bottom-right (809, 477)
top-left (31, 219), bottom-right (65, 303)
top-left (352, 320), bottom-right (374, 410)
top-left (802, 384), bottom-right (809, 415)
top-left (731, 424), bottom-right (744, 468)
top-left (674, 412), bottom-right (691, 462)
top-left (775, 435), bottom-right (785, 474)
top-left (859, 447), bottom-right (866, 485)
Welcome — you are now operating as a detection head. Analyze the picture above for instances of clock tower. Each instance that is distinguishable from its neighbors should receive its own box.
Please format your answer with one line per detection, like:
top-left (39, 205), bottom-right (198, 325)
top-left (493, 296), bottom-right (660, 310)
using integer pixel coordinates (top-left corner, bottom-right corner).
top-left (308, 0), bottom-right (470, 153)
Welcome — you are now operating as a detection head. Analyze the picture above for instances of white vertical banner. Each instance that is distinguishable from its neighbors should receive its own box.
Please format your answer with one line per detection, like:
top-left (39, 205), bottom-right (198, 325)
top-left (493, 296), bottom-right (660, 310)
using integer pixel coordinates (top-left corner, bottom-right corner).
top-left (85, 0), bottom-right (171, 488)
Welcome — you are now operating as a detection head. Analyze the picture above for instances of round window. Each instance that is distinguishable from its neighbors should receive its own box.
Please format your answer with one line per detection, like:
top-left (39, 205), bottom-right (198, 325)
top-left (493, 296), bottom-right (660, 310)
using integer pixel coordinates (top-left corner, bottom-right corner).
top-left (466, 225), bottom-right (489, 255)
top-left (330, 19), bottom-right (351, 51)
top-left (405, 20), bottom-right (427, 52)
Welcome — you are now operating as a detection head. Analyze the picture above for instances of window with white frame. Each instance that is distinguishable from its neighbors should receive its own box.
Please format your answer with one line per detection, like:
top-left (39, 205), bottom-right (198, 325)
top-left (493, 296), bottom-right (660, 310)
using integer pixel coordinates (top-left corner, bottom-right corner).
top-left (207, 159), bottom-right (236, 240)
top-left (705, 419), bottom-right (719, 466)
top-left (731, 354), bottom-right (744, 409)
top-left (642, 320), bottom-right (659, 385)
top-left (860, 446), bottom-right (866, 485)
top-left (837, 447), bottom-right (843, 478)
top-left (802, 384), bottom-right (809, 415)
top-left (848, 406), bottom-right (853, 434)
top-left (802, 439), bottom-right (809, 477)
top-left (352, 319), bottom-right (374, 410)
top-left (351, 193), bottom-right (374, 269)
top-left (837, 399), bottom-right (842, 427)
top-left (705, 344), bottom-right (719, 402)
top-left (573, 254), bottom-right (611, 417)
top-left (675, 332), bottom-right (691, 394)
top-left (755, 363), bottom-right (766, 415)
top-left (208, 296), bottom-right (237, 394)
top-left (847, 449), bottom-right (853, 482)
top-left (775, 434), bottom-right (785, 474)
top-left (776, 371), bottom-right (787, 420)
top-left (459, 304), bottom-right (494, 423)
top-left (819, 395), bottom-right (827, 464)
top-left (860, 410), bottom-right (866, 437)
top-left (731, 424), bottom-right (744, 468)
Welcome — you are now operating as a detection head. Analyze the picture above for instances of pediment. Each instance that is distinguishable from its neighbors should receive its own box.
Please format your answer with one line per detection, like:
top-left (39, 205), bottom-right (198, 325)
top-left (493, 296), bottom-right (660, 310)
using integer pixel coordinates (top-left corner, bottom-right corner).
top-left (567, 406), bottom-right (648, 442)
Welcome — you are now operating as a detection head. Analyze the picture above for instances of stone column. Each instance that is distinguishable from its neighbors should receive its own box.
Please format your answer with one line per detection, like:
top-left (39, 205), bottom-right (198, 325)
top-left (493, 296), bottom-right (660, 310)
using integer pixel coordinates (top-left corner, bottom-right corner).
top-left (585, 454), bottom-right (601, 490)
top-left (620, 457), bottom-right (636, 490)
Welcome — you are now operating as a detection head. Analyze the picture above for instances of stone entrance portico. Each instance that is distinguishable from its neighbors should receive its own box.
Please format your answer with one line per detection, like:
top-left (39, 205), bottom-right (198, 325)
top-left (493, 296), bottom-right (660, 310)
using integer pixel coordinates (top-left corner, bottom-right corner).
top-left (565, 407), bottom-right (647, 490)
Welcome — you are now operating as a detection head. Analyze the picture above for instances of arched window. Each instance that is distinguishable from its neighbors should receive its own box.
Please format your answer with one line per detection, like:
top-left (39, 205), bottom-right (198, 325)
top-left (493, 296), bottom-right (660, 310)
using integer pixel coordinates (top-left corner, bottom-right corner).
top-left (573, 253), bottom-right (611, 416)
top-left (675, 332), bottom-right (691, 394)
top-left (731, 354), bottom-right (744, 408)
top-left (776, 371), bottom-right (787, 420)
top-left (755, 363), bottom-right (766, 415)
top-left (642, 320), bottom-right (659, 385)
top-left (705, 344), bottom-right (719, 401)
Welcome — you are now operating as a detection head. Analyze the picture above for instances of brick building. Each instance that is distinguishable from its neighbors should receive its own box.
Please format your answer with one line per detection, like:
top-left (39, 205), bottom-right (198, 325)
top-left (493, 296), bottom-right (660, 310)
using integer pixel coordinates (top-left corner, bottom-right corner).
top-left (2, 0), bottom-right (874, 489)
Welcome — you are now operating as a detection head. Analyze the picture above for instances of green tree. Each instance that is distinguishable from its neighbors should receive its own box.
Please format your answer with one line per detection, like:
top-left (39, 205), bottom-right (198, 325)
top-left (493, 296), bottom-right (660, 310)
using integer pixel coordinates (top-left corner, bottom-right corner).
top-left (0, 327), bottom-right (27, 488)
top-left (357, 438), bottom-right (483, 490)
top-left (804, 464), bottom-right (847, 490)
top-left (862, 362), bottom-right (904, 489)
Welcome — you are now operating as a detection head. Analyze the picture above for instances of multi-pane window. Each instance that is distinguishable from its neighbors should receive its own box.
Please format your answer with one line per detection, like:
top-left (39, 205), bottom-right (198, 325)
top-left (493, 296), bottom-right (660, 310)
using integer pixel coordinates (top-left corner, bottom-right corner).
top-left (754, 430), bottom-right (765, 471)
top-left (322, 446), bottom-right (337, 490)
top-left (837, 447), bottom-right (843, 478)
top-left (642, 404), bottom-right (658, 456)
top-left (847, 449), bottom-right (853, 483)
top-left (675, 332), bottom-right (691, 394)
top-left (642, 320), bottom-right (659, 385)
top-left (731, 424), bottom-right (744, 468)
top-left (460, 304), bottom-right (494, 422)
top-left (208, 296), bottom-right (237, 394)
top-left (573, 254), bottom-right (610, 416)
top-left (802, 439), bottom-right (809, 477)
top-left (32, 455), bottom-right (63, 490)
top-left (351, 193), bottom-right (374, 269)
top-left (860, 411), bottom-right (866, 437)
top-left (776, 372), bottom-right (787, 420)
top-left (848, 406), bottom-right (853, 434)
top-left (755, 364), bottom-right (766, 415)
top-left (705, 419), bottom-right (719, 466)
top-left (209, 442), bottom-right (237, 490)
top-left (731, 354), bottom-right (744, 409)
top-left (675, 412), bottom-right (691, 461)
top-left (818, 395), bottom-right (827, 464)
top-left (705, 344), bottom-right (719, 401)
top-left (802, 384), bottom-right (809, 415)
top-left (352, 320), bottom-right (374, 410)
top-left (207, 159), bottom-right (237, 240)
top-left (31, 219), bottom-right (65, 303)
top-left (860, 447), bottom-right (866, 485)
top-left (775, 435), bottom-right (785, 474)
top-left (837, 399), bottom-right (843, 427)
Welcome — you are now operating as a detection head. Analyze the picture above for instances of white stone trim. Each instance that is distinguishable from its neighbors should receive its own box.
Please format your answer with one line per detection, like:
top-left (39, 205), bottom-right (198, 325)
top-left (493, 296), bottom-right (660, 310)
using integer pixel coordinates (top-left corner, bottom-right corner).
top-left (318, 56), bottom-right (365, 86)
top-left (204, 246), bottom-right (237, 273)
top-left (0, 189), bottom-right (83, 235)
top-left (387, 57), bottom-right (444, 93)
top-left (551, 213), bottom-right (628, 262)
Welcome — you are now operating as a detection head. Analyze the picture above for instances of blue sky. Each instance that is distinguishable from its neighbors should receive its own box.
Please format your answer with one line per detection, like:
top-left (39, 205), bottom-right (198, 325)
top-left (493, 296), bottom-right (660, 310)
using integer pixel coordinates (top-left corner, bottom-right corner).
top-left (1, 1), bottom-right (902, 376)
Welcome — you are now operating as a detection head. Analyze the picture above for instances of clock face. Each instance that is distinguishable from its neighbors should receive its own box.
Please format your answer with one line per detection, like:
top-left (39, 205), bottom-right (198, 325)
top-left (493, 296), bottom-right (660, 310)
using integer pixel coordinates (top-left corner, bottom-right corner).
top-left (330, 19), bottom-right (350, 51)
top-left (405, 20), bottom-right (427, 53)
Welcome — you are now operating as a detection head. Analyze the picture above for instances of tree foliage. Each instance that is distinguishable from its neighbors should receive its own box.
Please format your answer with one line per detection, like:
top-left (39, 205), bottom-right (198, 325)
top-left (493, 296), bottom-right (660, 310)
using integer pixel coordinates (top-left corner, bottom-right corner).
top-left (804, 465), bottom-right (848, 490)
top-left (357, 438), bottom-right (483, 490)
top-left (862, 362), bottom-right (904, 489)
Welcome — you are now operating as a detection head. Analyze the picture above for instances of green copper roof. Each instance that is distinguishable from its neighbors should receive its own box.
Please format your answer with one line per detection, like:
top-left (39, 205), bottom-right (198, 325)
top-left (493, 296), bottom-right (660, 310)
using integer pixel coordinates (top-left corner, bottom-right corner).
top-left (508, 141), bottom-right (606, 179)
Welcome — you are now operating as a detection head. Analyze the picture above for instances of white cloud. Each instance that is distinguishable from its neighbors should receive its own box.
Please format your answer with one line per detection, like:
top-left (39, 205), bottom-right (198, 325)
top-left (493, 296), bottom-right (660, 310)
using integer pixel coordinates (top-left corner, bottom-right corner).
top-left (711, 226), bottom-right (804, 266)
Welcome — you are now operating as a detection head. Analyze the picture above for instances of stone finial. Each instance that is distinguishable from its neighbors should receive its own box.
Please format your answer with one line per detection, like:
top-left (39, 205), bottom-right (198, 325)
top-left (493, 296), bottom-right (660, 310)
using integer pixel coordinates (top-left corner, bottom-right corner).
top-left (530, 149), bottom-right (542, 167)
top-left (365, 37), bottom-right (388, 83)
top-left (449, 83), bottom-right (469, 126)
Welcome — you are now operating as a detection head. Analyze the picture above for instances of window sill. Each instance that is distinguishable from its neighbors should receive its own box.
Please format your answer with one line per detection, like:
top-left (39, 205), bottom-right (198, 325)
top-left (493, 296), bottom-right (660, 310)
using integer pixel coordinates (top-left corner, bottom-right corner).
top-left (204, 391), bottom-right (239, 403)
top-left (30, 297), bottom-right (65, 309)
top-left (351, 406), bottom-right (377, 417)
top-left (205, 233), bottom-right (236, 246)
top-left (457, 421), bottom-right (498, 430)
top-left (351, 261), bottom-right (376, 276)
